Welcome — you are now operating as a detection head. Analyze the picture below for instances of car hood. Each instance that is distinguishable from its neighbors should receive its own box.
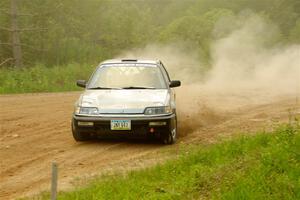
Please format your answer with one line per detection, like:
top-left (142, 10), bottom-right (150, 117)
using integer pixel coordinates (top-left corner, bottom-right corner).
top-left (79, 89), bottom-right (169, 114)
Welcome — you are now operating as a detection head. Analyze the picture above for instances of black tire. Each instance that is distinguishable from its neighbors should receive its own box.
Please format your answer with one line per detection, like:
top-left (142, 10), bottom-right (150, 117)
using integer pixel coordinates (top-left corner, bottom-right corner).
top-left (161, 115), bottom-right (177, 145)
top-left (71, 120), bottom-right (90, 141)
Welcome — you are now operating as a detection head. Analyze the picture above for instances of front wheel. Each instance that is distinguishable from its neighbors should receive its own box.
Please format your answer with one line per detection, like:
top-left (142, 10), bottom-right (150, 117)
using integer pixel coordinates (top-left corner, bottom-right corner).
top-left (161, 116), bottom-right (177, 145)
top-left (71, 120), bottom-right (90, 141)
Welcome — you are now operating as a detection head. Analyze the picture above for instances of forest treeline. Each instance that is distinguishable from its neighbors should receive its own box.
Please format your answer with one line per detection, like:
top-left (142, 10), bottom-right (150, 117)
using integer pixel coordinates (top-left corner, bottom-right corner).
top-left (0, 0), bottom-right (299, 68)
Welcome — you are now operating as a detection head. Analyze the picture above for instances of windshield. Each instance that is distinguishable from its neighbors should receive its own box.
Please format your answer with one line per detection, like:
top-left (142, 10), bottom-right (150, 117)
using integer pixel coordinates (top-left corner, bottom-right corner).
top-left (87, 64), bottom-right (167, 89)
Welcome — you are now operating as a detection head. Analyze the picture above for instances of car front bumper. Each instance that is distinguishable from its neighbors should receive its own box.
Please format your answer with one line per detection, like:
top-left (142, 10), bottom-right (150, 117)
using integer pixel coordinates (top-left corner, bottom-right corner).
top-left (72, 113), bottom-right (176, 138)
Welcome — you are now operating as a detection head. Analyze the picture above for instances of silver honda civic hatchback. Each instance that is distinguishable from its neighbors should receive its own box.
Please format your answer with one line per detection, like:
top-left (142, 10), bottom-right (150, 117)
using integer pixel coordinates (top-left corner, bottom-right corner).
top-left (72, 59), bottom-right (181, 144)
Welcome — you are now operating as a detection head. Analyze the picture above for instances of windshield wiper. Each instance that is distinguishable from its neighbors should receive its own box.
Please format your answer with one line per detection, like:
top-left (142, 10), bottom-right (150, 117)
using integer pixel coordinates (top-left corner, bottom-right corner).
top-left (87, 87), bottom-right (121, 90)
top-left (122, 86), bottom-right (156, 89)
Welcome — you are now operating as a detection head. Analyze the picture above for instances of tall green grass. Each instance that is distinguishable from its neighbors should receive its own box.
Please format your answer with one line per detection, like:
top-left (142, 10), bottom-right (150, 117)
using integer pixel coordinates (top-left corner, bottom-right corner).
top-left (0, 64), bottom-right (95, 94)
top-left (36, 123), bottom-right (299, 200)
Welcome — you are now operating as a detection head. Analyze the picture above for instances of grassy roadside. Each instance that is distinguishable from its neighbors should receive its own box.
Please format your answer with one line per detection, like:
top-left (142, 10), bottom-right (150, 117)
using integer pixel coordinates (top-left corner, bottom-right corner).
top-left (0, 64), bottom-right (94, 94)
top-left (35, 122), bottom-right (299, 200)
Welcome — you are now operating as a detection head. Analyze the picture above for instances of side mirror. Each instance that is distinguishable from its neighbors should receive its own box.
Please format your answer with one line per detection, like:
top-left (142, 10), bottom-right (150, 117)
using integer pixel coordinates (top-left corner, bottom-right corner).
top-left (76, 80), bottom-right (86, 88)
top-left (169, 80), bottom-right (181, 88)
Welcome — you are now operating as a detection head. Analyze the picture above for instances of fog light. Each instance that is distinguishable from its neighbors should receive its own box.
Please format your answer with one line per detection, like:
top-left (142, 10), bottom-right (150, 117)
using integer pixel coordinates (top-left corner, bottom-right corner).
top-left (78, 121), bottom-right (94, 126)
top-left (149, 122), bottom-right (167, 126)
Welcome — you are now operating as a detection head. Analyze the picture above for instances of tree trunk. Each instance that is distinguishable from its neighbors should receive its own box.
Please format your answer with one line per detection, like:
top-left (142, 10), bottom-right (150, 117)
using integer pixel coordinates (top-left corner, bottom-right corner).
top-left (10, 0), bottom-right (23, 68)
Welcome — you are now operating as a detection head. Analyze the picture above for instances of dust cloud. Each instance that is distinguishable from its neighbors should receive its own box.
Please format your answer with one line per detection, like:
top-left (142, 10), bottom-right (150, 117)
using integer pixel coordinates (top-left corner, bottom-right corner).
top-left (117, 14), bottom-right (300, 135)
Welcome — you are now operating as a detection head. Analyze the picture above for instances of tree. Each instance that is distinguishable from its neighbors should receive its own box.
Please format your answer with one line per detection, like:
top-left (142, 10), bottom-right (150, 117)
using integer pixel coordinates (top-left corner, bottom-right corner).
top-left (10, 0), bottom-right (23, 68)
top-left (0, 0), bottom-right (47, 67)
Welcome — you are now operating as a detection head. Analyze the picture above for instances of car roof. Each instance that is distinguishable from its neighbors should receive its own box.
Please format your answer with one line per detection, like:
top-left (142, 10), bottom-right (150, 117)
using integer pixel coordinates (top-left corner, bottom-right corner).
top-left (100, 59), bottom-right (160, 65)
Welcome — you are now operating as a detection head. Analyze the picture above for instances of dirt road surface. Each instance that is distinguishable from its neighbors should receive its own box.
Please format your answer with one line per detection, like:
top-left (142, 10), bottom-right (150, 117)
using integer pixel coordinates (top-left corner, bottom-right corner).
top-left (0, 88), bottom-right (299, 199)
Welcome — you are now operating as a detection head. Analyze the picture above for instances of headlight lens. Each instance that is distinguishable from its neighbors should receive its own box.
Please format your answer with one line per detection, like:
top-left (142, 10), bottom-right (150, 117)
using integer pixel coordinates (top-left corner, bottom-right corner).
top-left (144, 106), bottom-right (172, 115)
top-left (75, 106), bottom-right (98, 115)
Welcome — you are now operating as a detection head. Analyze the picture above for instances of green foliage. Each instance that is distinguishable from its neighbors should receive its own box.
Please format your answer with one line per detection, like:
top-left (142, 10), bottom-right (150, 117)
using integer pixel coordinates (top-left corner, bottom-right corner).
top-left (289, 20), bottom-right (300, 43)
top-left (0, 64), bottom-right (94, 94)
top-left (159, 8), bottom-right (234, 62)
top-left (1, 0), bottom-right (299, 68)
top-left (35, 123), bottom-right (299, 200)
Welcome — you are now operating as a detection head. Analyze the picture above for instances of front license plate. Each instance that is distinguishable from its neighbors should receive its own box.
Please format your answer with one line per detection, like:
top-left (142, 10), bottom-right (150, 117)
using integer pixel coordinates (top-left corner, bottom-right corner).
top-left (111, 120), bottom-right (131, 130)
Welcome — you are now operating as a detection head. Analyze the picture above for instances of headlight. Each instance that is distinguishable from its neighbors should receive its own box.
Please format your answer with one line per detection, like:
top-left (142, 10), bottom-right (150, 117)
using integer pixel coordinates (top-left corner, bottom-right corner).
top-left (75, 106), bottom-right (98, 115)
top-left (144, 106), bottom-right (172, 115)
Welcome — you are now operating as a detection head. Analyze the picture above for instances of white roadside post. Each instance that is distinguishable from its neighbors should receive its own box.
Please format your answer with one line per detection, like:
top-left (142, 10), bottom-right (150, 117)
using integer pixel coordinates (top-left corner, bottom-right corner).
top-left (51, 162), bottom-right (58, 200)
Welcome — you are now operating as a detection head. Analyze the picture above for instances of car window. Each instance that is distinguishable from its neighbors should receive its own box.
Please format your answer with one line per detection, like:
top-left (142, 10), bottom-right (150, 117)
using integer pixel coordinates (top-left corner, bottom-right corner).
top-left (88, 64), bottom-right (167, 89)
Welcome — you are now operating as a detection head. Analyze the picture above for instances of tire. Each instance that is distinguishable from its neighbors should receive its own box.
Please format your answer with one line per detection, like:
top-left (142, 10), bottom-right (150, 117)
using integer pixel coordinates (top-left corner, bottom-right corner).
top-left (161, 115), bottom-right (177, 145)
top-left (71, 120), bottom-right (90, 141)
